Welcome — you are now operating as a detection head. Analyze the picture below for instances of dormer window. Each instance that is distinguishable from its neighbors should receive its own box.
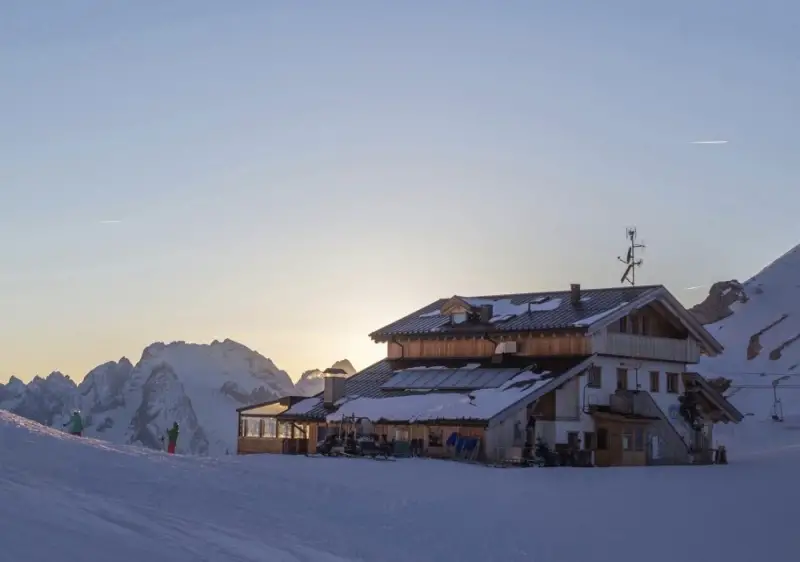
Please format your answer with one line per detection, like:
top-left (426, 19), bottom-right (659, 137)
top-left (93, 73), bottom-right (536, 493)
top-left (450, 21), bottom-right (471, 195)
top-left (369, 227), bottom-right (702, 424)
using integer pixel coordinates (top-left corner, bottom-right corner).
top-left (452, 312), bottom-right (469, 325)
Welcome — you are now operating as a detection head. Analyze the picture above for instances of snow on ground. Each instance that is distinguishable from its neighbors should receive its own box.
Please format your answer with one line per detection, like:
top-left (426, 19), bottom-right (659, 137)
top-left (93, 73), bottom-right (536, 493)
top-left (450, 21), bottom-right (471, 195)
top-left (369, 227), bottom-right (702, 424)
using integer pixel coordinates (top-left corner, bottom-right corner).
top-left (2, 411), bottom-right (799, 562)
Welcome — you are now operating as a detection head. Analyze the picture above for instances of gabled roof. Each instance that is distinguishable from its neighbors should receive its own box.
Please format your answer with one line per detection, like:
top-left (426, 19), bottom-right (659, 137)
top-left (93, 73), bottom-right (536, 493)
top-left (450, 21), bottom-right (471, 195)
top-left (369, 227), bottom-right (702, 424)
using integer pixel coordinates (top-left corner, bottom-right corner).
top-left (370, 286), bottom-right (661, 341)
top-left (579, 286), bottom-right (724, 356)
top-left (684, 372), bottom-right (745, 423)
top-left (368, 284), bottom-right (725, 357)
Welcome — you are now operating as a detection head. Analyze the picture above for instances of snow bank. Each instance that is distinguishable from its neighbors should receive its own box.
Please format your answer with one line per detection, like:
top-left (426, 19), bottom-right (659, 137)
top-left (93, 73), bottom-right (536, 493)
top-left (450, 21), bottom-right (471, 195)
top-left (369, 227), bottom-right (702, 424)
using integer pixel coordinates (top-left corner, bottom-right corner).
top-left (2, 410), bottom-right (799, 562)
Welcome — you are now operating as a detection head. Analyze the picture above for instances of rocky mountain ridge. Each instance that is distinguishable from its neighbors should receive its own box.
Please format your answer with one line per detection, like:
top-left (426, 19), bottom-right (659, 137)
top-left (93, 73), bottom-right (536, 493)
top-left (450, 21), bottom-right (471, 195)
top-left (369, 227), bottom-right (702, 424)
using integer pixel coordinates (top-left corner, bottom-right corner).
top-left (0, 339), bottom-right (355, 456)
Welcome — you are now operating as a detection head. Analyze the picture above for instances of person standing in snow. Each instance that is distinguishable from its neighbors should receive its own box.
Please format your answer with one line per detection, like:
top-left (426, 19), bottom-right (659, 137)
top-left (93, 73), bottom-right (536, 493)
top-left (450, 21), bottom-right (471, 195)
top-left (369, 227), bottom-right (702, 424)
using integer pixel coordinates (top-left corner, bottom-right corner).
top-left (166, 422), bottom-right (180, 454)
top-left (63, 410), bottom-right (84, 437)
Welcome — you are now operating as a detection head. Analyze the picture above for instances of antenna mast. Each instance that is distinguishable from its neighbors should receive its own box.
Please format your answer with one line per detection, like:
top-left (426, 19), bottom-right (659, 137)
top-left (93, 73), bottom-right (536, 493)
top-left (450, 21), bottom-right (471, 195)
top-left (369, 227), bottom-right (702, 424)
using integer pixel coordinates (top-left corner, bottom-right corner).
top-left (617, 227), bottom-right (645, 286)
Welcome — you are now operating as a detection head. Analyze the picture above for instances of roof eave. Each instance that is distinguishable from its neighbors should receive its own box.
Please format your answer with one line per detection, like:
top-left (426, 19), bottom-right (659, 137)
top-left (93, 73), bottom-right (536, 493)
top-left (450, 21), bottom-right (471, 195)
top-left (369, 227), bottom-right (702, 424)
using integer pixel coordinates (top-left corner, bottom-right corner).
top-left (372, 326), bottom-right (589, 341)
top-left (488, 356), bottom-right (596, 426)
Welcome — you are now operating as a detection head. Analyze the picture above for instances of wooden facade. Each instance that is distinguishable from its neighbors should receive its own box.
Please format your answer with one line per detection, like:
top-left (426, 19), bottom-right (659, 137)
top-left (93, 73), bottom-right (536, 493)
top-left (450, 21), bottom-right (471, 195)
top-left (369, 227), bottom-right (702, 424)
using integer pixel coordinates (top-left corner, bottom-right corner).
top-left (236, 397), bottom-right (318, 456)
top-left (591, 412), bottom-right (651, 467)
top-left (387, 332), bottom-right (591, 360)
top-left (386, 303), bottom-right (697, 364)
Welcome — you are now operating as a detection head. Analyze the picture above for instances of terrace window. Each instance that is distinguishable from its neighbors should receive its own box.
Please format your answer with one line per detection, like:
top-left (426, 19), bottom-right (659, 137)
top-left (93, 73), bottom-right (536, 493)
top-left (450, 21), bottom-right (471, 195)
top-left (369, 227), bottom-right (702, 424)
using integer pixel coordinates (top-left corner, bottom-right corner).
top-left (278, 422), bottom-right (293, 439)
top-left (263, 417), bottom-right (277, 438)
top-left (243, 417), bottom-right (261, 438)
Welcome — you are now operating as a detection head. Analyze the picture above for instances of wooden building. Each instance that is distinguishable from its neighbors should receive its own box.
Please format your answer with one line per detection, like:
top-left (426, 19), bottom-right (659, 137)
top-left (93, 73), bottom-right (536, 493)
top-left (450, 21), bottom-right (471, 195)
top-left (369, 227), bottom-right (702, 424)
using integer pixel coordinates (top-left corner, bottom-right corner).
top-left (237, 283), bottom-right (743, 466)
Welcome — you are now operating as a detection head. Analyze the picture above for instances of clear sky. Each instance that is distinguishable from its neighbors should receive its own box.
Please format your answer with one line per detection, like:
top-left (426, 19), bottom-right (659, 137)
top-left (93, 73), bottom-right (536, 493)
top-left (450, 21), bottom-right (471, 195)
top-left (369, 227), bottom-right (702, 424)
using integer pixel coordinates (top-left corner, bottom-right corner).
top-left (2, 0), bottom-right (798, 383)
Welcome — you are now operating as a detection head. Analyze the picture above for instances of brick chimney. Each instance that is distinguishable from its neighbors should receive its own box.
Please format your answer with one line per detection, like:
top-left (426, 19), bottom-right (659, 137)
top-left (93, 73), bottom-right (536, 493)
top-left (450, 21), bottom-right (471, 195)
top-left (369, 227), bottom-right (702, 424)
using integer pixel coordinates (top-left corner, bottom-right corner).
top-left (570, 283), bottom-right (581, 305)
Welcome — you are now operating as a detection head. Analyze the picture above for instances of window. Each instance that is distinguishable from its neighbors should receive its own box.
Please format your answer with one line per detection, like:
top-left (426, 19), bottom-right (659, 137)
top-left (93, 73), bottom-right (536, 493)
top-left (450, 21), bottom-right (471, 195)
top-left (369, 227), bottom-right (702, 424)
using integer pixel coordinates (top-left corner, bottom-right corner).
top-left (394, 427), bottom-right (409, 441)
top-left (666, 372), bottom-right (679, 394)
top-left (244, 417), bottom-right (261, 438)
top-left (619, 317), bottom-right (629, 333)
top-left (567, 432), bottom-right (580, 449)
top-left (640, 316), bottom-right (650, 336)
top-left (587, 366), bottom-right (602, 388)
top-left (597, 428), bottom-right (608, 450)
top-left (293, 423), bottom-right (309, 439)
top-left (649, 371), bottom-right (660, 393)
top-left (452, 312), bottom-right (468, 325)
top-left (428, 430), bottom-right (443, 447)
top-left (622, 432), bottom-right (633, 451)
top-left (583, 432), bottom-right (596, 450)
top-left (263, 417), bottom-right (277, 438)
top-left (634, 428), bottom-right (644, 452)
top-left (616, 368), bottom-right (628, 390)
top-left (278, 422), bottom-right (292, 439)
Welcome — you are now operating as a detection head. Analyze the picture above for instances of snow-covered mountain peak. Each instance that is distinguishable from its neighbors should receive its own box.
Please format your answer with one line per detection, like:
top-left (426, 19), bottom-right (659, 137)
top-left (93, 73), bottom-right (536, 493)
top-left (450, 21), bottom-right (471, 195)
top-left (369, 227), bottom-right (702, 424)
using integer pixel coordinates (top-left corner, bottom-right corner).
top-left (1, 339), bottom-right (310, 456)
top-left (695, 241), bottom-right (800, 429)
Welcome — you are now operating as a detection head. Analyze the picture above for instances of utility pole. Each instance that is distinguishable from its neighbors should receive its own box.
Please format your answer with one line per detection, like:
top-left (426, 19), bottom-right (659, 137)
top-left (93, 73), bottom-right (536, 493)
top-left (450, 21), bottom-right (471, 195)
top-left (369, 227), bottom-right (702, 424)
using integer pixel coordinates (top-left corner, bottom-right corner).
top-left (617, 227), bottom-right (645, 286)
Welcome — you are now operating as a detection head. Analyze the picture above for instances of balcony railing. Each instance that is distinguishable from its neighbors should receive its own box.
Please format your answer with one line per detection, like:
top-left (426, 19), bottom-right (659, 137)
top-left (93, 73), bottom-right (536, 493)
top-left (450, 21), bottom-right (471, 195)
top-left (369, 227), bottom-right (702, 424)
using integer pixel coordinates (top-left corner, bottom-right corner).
top-left (590, 332), bottom-right (700, 363)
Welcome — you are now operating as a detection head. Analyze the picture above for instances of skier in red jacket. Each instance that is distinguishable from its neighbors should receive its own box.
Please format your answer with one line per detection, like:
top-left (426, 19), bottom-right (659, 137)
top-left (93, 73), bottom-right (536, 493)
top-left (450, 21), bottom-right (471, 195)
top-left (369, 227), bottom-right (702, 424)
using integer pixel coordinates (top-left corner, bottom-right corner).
top-left (166, 422), bottom-right (180, 454)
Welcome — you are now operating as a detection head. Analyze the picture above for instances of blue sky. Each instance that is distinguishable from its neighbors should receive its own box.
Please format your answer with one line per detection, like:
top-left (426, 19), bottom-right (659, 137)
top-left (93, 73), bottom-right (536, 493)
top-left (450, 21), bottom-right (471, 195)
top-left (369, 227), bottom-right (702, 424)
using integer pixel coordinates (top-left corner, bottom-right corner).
top-left (1, 0), bottom-right (798, 382)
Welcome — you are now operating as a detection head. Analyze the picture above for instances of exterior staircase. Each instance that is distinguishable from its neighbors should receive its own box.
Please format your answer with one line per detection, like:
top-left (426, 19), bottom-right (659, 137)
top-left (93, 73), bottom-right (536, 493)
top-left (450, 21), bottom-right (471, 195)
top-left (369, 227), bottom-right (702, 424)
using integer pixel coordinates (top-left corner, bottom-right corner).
top-left (617, 390), bottom-right (692, 465)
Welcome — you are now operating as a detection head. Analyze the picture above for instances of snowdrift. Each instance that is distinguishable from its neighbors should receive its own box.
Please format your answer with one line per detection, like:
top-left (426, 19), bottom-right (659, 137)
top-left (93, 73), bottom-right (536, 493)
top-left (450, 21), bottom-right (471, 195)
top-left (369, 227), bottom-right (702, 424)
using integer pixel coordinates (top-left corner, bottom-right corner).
top-left (1, 411), bottom-right (798, 562)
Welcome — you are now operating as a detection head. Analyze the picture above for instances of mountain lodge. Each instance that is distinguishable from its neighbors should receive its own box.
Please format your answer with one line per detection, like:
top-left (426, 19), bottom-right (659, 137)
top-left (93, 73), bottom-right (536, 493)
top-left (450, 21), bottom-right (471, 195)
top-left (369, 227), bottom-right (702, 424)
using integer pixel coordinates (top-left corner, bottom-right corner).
top-left (237, 283), bottom-right (743, 466)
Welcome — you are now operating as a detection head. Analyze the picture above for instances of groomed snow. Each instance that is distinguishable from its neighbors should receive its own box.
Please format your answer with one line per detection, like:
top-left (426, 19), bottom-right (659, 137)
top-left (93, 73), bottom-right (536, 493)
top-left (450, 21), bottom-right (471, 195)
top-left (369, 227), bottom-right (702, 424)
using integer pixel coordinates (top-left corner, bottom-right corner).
top-left (2, 411), bottom-right (798, 562)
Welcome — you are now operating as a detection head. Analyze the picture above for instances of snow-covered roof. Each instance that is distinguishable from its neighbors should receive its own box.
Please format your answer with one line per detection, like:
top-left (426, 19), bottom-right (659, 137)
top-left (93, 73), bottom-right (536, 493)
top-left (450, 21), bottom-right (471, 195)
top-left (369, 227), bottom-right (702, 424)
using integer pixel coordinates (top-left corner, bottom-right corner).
top-left (281, 357), bottom-right (592, 424)
top-left (326, 371), bottom-right (553, 424)
top-left (369, 286), bottom-right (661, 341)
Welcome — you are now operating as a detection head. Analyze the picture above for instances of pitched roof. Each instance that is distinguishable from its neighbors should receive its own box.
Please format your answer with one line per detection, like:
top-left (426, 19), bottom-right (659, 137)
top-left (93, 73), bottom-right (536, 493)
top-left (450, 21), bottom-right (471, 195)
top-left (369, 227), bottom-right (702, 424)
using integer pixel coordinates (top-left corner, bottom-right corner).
top-left (369, 285), bottom-right (662, 341)
top-left (279, 356), bottom-right (590, 422)
top-left (684, 372), bottom-right (744, 423)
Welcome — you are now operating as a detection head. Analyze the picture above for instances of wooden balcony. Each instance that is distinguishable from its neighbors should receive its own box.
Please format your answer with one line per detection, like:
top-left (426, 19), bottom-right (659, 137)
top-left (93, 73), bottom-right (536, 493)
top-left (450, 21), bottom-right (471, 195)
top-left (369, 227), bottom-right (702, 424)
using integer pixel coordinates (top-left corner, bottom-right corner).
top-left (590, 332), bottom-right (701, 363)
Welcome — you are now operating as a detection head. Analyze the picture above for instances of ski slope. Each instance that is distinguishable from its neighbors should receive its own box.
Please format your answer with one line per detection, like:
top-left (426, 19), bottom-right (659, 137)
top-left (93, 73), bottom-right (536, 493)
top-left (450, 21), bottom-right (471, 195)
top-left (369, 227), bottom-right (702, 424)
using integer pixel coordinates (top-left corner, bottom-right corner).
top-left (2, 411), bottom-right (798, 562)
top-left (695, 243), bottom-right (800, 452)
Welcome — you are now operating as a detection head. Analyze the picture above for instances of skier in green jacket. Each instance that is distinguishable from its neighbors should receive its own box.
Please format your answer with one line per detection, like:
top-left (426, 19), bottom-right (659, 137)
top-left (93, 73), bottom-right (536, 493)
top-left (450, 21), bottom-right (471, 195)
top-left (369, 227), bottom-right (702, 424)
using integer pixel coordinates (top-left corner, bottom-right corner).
top-left (166, 422), bottom-right (179, 454)
top-left (63, 410), bottom-right (84, 437)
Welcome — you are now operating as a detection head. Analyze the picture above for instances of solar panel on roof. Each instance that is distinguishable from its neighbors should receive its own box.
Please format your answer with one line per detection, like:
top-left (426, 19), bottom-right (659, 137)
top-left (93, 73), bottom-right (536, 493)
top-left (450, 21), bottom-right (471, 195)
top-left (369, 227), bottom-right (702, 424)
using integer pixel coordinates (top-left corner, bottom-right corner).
top-left (481, 370), bottom-right (516, 388)
top-left (380, 371), bottom-right (414, 389)
top-left (438, 368), bottom-right (480, 389)
top-left (402, 370), bottom-right (428, 387)
top-left (471, 370), bottom-right (503, 388)
top-left (455, 369), bottom-right (488, 388)
top-left (422, 370), bottom-right (457, 388)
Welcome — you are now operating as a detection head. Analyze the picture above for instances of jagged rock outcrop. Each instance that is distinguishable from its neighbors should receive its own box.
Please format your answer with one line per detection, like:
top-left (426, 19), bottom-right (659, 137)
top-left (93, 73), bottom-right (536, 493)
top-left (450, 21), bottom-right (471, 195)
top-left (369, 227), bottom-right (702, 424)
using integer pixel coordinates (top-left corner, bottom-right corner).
top-left (688, 280), bottom-right (748, 326)
top-left (0, 340), bottom-right (303, 456)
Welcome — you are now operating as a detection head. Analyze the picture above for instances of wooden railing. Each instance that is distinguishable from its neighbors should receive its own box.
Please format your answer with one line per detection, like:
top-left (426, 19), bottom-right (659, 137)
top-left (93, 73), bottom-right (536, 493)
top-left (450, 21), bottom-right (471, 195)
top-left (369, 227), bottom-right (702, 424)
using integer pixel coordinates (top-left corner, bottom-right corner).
top-left (590, 332), bottom-right (700, 363)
